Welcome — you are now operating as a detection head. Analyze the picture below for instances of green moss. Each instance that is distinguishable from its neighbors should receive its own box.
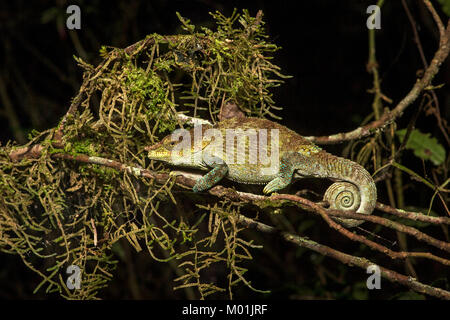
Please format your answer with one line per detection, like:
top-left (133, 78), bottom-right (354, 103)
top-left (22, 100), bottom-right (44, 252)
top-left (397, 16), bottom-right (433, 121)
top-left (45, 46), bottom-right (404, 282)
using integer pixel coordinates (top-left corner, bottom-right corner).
top-left (0, 9), bottom-right (292, 300)
top-left (125, 64), bottom-right (164, 104)
top-left (254, 198), bottom-right (288, 209)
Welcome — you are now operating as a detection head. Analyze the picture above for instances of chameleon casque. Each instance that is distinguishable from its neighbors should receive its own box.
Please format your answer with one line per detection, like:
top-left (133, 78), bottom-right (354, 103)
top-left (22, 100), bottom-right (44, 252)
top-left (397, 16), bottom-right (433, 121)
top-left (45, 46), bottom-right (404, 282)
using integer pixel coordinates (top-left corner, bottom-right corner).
top-left (145, 117), bottom-right (377, 227)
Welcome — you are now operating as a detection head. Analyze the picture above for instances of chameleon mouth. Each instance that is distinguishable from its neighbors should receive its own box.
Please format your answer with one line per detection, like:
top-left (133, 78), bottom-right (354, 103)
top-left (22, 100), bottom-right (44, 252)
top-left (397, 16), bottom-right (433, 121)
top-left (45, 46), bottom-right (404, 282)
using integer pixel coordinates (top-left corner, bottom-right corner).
top-left (147, 149), bottom-right (171, 160)
top-left (148, 151), bottom-right (166, 157)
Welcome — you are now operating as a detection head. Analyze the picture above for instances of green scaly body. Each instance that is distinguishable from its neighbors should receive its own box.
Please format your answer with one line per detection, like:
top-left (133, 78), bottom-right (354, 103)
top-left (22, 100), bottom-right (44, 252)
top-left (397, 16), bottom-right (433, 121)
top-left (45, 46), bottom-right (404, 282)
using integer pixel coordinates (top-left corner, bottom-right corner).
top-left (145, 117), bottom-right (377, 227)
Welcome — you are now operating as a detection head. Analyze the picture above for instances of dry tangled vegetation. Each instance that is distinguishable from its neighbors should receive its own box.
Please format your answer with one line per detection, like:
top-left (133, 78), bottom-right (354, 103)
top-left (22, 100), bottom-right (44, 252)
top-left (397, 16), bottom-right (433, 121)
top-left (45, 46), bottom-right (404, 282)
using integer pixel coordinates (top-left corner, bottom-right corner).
top-left (0, 5), bottom-right (449, 299)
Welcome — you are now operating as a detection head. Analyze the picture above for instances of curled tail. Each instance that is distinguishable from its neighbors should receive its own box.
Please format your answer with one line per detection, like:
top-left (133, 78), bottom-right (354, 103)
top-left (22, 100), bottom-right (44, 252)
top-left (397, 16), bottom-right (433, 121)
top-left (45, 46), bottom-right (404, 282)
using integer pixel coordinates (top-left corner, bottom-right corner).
top-left (318, 152), bottom-right (377, 227)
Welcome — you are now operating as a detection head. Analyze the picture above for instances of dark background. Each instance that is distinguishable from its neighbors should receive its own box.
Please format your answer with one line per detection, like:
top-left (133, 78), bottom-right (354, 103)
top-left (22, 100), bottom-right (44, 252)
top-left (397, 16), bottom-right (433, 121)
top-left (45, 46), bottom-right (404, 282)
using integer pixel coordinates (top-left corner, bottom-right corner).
top-left (0, 0), bottom-right (448, 299)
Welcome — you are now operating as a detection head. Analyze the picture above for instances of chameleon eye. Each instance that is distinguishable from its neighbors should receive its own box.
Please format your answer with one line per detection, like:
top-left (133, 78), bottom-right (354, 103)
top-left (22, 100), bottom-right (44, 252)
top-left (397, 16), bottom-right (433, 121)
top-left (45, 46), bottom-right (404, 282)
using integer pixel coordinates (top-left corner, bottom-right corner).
top-left (165, 140), bottom-right (177, 149)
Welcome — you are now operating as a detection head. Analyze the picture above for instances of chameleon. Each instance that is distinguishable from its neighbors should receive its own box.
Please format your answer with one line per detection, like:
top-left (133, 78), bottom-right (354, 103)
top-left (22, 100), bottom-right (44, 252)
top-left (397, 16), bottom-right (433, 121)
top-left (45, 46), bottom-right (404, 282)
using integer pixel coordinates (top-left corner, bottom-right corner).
top-left (144, 117), bottom-right (377, 227)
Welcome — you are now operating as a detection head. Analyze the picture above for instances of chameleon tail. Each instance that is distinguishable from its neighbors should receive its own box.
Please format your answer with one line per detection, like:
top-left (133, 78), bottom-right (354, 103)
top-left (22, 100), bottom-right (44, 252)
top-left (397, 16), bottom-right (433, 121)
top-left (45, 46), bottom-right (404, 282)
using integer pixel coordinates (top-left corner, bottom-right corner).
top-left (318, 152), bottom-right (377, 227)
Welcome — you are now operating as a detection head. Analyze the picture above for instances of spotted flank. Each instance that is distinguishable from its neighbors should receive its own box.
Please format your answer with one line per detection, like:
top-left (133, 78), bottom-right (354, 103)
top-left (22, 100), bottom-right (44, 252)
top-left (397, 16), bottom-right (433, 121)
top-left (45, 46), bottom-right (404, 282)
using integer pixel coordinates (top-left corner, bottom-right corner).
top-left (146, 117), bottom-right (377, 227)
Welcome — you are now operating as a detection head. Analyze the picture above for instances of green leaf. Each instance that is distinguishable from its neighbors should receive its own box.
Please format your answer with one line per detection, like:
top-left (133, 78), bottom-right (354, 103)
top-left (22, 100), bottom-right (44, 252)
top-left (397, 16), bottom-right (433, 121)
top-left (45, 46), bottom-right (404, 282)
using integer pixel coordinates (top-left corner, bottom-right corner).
top-left (438, 0), bottom-right (450, 17)
top-left (396, 129), bottom-right (446, 166)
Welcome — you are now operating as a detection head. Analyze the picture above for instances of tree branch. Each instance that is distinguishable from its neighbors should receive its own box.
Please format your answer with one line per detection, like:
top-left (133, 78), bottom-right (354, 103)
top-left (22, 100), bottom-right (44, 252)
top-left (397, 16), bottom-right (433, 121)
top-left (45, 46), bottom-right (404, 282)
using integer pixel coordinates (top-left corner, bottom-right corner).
top-left (7, 144), bottom-right (450, 298)
top-left (305, 1), bottom-right (450, 144)
top-left (236, 213), bottom-right (450, 299)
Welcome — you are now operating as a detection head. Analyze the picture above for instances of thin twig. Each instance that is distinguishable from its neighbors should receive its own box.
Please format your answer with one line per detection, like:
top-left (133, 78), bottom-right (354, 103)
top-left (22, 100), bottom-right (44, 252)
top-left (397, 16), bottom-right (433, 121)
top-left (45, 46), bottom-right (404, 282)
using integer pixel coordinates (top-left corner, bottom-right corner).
top-left (7, 145), bottom-right (450, 297)
top-left (236, 214), bottom-right (450, 299)
top-left (376, 202), bottom-right (450, 225)
top-left (305, 1), bottom-right (450, 144)
top-left (270, 194), bottom-right (450, 261)
top-left (401, 0), bottom-right (450, 146)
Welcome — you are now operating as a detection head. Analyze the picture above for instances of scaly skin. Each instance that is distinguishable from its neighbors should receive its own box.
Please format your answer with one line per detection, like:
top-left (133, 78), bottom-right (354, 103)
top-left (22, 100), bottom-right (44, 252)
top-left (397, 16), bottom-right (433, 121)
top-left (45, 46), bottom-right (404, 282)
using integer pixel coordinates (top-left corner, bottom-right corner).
top-left (145, 117), bottom-right (377, 227)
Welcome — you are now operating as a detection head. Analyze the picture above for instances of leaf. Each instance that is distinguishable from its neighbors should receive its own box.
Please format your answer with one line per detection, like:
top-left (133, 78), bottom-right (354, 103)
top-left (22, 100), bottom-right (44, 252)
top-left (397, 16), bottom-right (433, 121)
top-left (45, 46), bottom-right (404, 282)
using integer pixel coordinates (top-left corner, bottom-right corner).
top-left (438, 0), bottom-right (450, 17)
top-left (396, 129), bottom-right (446, 166)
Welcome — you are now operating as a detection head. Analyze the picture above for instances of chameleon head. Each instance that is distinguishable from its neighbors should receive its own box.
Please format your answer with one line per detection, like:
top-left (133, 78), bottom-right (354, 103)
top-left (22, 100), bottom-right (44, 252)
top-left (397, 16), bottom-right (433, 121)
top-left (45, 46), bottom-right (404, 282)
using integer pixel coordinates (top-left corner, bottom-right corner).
top-left (144, 130), bottom-right (206, 168)
top-left (145, 135), bottom-right (186, 166)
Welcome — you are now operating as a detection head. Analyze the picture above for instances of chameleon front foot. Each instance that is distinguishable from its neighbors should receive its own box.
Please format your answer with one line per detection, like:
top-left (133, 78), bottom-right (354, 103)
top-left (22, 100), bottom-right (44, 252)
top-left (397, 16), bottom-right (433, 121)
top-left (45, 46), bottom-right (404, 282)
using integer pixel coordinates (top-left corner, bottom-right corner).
top-left (192, 162), bottom-right (229, 192)
top-left (263, 177), bottom-right (290, 194)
